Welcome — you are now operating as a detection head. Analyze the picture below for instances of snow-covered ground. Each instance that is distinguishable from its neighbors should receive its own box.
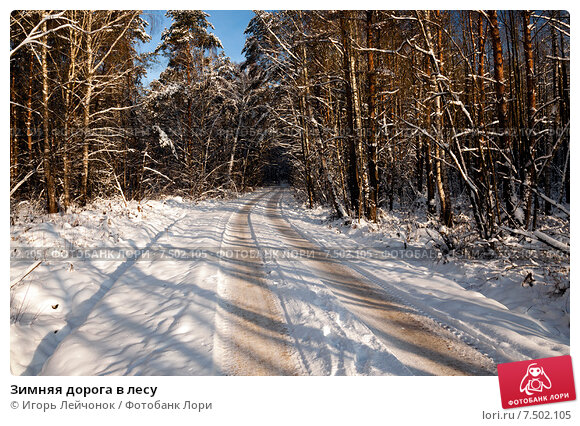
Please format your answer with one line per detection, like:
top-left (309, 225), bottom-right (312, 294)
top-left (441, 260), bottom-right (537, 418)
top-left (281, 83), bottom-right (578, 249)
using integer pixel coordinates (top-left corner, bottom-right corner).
top-left (279, 193), bottom-right (570, 364)
top-left (10, 188), bottom-right (569, 376)
top-left (10, 194), bottom-right (232, 375)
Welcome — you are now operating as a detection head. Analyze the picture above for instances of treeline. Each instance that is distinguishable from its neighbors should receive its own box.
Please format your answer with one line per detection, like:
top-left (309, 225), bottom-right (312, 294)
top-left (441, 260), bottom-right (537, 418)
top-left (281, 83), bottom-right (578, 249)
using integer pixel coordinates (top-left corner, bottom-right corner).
top-left (10, 10), bottom-right (570, 249)
top-left (10, 10), bottom-right (273, 212)
top-left (243, 11), bottom-right (570, 244)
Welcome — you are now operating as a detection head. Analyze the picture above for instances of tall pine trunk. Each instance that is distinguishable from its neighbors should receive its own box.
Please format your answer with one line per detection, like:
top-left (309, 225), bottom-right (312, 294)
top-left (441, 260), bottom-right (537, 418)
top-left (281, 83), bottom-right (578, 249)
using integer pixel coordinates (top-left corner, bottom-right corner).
top-left (432, 11), bottom-right (452, 227)
top-left (488, 10), bottom-right (515, 222)
top-left (366, 11), bottom-right (379, 222)
top-left (41, 15), bottom-right (58, 213)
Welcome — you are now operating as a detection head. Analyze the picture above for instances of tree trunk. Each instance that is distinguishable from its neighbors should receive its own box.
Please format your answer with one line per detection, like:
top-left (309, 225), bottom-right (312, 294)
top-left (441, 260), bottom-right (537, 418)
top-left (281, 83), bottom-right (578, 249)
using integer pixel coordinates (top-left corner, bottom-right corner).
top-left (340, 12), bottom-right (361, 217)
top-left (425, 94), bottom-right (436, 214)
top-left (298, 43), bottom-right (314, 209)
top-left (366, 10), bottom-right (379, 222)
top-left (62, 14), bottom-right (78, 209)
top-left (41, 15), bottom-right (58, 213)
top-left (25, 53), bottom-right (34, 156)
top-left (227, 108), bottom-right (244, 187)
top-left (420, 10), bottom-right (452, 226)
top-left (522, 10), bottom-right (537, 228)
top-left (432, 11), bottom-right (452, 227)
top-left (488, 10), bottom-right (514, 221)
top-left (10, 72), bottom-right (18, 186)
top-left (81, 12), bottom-right (94, 206)
top-left (557, 12), bottom-right (570, 203)
top-left (341, 11), bottom-right (368, 219)
top-left (475, 12), bottom-right (500, 236)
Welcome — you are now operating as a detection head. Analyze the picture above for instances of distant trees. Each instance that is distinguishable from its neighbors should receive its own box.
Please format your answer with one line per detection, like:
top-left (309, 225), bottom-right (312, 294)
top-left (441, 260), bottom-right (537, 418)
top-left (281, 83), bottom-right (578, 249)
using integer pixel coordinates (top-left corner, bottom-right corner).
top-left (154, 11), bottom-right (222, 192)
top-left (142, 11), bottom-right (273, 197)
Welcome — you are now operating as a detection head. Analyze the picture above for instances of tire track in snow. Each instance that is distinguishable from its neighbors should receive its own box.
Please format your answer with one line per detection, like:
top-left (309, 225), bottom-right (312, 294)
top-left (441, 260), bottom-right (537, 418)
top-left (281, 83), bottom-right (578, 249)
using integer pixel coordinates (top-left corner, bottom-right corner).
top-left (255, 190), bottom-right (411, 375)
top-left (266, 190), bottom-right (496, 376)
top-left (213, 191), bottom-right (300, 375)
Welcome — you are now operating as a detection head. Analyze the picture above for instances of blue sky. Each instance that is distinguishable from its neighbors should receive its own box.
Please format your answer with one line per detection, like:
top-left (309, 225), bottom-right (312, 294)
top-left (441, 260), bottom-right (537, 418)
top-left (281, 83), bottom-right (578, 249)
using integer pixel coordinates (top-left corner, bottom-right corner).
top-left (138, 10), bottom-right (255, 85)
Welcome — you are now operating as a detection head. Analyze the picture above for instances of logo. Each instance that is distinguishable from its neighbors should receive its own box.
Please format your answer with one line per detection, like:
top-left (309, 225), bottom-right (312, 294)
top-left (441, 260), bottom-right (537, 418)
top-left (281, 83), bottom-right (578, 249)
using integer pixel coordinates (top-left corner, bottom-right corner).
top-left (520, 363), bottom-right (551, 395)
top-left (497, 355), bottom-right (576, 409)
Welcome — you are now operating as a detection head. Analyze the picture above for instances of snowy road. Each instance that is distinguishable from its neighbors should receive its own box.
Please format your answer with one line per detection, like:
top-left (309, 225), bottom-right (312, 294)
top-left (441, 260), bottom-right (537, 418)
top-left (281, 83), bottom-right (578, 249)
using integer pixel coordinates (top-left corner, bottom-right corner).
top-left (10, 188), bottom-right (568, 376)
top-left (214, 192), bottom-right (299, 375)
top-left (263, 191), bottom-right (493, 375)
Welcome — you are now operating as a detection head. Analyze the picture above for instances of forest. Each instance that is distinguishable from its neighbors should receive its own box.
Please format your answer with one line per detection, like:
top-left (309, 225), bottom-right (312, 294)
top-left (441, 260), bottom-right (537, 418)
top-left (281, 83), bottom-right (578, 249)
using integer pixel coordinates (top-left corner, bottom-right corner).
top-left (10, 10), bottom-right (570, 256)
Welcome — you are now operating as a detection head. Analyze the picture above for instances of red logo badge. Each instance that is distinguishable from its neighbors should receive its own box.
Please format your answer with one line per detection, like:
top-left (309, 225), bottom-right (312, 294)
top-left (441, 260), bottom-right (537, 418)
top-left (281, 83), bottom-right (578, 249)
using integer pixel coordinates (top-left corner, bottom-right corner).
top-left (497, 355), bottom-right (576, 409)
